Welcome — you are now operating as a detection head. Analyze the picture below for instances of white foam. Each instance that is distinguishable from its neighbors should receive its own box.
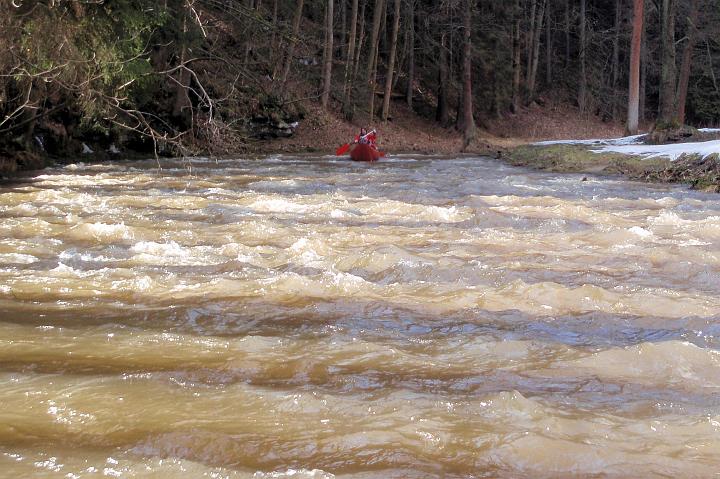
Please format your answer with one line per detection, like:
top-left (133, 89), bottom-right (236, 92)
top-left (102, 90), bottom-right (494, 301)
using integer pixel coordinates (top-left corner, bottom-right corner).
top-left (254, 469), bottom-right (334, 479)
top-left (0, 253), bottom-right (38, 264)
top-left (627, 226), bottom-right (654, 239)
top-left (85, 223), bottom-right (134, 240)
top-left (248, 198), bottom-right (309, 214)
top-left (131, 241), bottom-right (187, 257)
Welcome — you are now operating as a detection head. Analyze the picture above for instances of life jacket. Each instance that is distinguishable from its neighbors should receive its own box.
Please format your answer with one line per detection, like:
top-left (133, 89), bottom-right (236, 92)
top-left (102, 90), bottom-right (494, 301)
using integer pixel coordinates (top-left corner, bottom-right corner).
top-left (356, 131), bottom-right (377, 147)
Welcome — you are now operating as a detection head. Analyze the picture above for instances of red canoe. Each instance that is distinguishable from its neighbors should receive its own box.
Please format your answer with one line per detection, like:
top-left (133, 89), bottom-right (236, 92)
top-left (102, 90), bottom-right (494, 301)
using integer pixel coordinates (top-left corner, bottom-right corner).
top-left (350, 143), bottom-right (384, 162)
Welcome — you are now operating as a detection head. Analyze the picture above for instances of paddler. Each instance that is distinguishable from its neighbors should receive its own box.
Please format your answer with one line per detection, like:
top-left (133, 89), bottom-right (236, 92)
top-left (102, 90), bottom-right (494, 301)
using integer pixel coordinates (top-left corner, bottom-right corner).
top-left (354, 128), bottom-right (378, 149)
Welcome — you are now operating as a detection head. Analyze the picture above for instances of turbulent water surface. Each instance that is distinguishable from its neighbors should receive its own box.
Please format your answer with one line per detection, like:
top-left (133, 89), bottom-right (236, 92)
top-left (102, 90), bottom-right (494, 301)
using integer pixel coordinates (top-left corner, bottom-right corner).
top-left (1, 155), bottom-right (719, 478)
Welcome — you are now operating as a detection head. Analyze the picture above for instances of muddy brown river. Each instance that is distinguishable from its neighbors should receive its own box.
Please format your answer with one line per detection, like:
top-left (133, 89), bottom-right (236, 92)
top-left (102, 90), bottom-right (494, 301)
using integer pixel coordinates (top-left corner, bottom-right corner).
top-left (0, 156), bottom-right (719, 478)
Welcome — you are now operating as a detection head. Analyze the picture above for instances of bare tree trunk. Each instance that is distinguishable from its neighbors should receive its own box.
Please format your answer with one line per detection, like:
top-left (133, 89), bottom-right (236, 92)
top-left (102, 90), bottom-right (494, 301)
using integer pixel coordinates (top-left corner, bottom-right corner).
top-left (406, 0), bottom-right (415, 110)
top-left (527, 0), bottom-right (537, 80)
top-left (578, 0), bottom-right (587, 112)
top-left (243, 0), bottom-right (254, 67)
top-left (173, 11), bottom-right (192, 127)
top-left (340, 0), bottom-right (347, 56)
top-left (546, 1), bottom-right (552, 87)
top-left (658, 0), bottom-right (677, 124)
top-left (436, 33), bottom-right (450, 126)
top-left (512, 0), bottom-right (522, 113)
top-left (461, 0), bottom-right (475, 150)
top-left (706, 40), bottom-right (719, 94)
top-left (627, 0), bottom-right (644, 134)
top-left (270, 0), bottom-right (279, 66)
top-left (380, 0), bottom-right (388, 54)
top-left (343, 0), bottom-right (359, 109)
top-left (565, 0), bottom-right (570, 69)
top-left (321, 0), bottom-right (335, 109)
top-left (525, 0), bottom-right (537, 79)
top-left (612, 0), bottom-right (621, 120)
top-left (281, 0), bottom-right (305, 86)
top-left (381, 0), bottom-right (401, 121)
top-left (367, 0), bottom-right (385, 121)
top-left (352, 0), bottom-right (367, 84)
top-left (527, 0), bottom-right (547, 102)
top-left (639, 3), bottom-right (647, 122)
top-left (675, 0), bottom-right (700, 125)
top-left (365, 0), bottom-right (385, 84)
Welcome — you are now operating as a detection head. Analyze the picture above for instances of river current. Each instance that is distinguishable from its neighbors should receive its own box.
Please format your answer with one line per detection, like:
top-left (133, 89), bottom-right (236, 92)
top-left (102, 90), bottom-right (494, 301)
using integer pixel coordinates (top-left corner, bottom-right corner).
top-left (0, 155), bottom-right (719, 478)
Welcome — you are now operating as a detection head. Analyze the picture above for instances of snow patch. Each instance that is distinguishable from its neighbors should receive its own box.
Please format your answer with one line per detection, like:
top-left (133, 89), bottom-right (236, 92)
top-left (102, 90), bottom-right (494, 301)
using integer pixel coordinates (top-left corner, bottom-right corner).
top-left (594, 139), bottom-right (720, 161)
top-left (535, 134), bottom-right (646, 147)
top-left (537, 132), bottom-right (720, 161)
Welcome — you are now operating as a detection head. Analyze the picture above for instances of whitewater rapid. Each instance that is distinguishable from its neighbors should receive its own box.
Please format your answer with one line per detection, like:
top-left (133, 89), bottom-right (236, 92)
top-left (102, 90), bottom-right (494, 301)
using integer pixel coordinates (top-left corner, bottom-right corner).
top-left (0, 155), bottom-right (719, 478)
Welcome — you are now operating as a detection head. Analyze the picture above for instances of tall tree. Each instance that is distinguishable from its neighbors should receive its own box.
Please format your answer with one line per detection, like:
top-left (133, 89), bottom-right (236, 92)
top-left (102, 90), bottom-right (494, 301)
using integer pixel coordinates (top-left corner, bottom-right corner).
top-left (527, 0), bottom-right (538, 81)
top-left (565, 0), bottom-right (571, 69)
top-left (281, 0), bottom-right (305, 85)
top-left (343, 0), bottom-right (359, 113)
top-left (627, 0), bottom-right (644, 134)
top-left (243, 0), bottom-right (254, 67)
top-left (352, 0), bottom-right (367, 85)
top-left (461, 0), bottom-right (476, 150)
top-left (340, 0), bottom-right (347, 56)
top-left (612, 0), bottom-right (622, 120)
top-left (658, 0), bottom-right (677, 124)
top-left (527, 0), bottom-right (547, 102)
top-left (173, 8), bottom-right (191, 128)
top-left (270, 0), bottom-right (279, 66)
top-left (437, 32), bottom-right (450, 125)
top-left (546, 0), bottom-right (552, 87)
top-left (321, 0), bottom-right (334, 109)
top-left (639, 2), bottom-right (648, 123)
top-left (511, 0), bottom-right (522, 112)
top-left (366, 0), bottom-right (386, 120)
top-left (406, 0), bottom-right (415, 110)
top-left (382, 0), bottom-right (401, 121)
top-left (578, 0), bottom-right (587, 112)
top-left (676, 0), bottom-right (700, 125)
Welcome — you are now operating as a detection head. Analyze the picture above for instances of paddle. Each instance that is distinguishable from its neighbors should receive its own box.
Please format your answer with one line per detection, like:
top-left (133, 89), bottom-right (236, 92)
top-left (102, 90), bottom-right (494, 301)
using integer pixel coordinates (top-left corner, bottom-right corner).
top-left (335, 143), bottom-right (351, 156)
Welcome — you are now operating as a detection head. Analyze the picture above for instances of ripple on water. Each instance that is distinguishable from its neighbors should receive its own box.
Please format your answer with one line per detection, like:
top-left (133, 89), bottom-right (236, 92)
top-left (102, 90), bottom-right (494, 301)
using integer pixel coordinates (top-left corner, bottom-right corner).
top-left (1, 156), bottom-right (719, 477)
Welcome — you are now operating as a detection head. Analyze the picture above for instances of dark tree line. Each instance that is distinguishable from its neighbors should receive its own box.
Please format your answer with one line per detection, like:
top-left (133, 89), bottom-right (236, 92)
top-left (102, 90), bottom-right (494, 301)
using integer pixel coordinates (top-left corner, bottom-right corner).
top-left (324, 0), bottom-right (720, 134)
top-left (2, 0), bottom-right (720, 163)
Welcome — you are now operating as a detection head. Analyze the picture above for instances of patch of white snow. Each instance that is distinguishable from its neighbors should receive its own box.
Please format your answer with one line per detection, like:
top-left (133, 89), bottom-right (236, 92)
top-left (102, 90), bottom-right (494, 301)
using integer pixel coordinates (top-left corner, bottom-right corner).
top-left (593, 139), bottom-right (720, 161)
top-left (535, 134), bottom-right (646, 147)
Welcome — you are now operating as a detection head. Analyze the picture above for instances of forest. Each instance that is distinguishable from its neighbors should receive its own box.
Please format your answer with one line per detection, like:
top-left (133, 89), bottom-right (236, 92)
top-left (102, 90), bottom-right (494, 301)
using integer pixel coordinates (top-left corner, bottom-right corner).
top-left (1, 0), bottom-right (719, 170)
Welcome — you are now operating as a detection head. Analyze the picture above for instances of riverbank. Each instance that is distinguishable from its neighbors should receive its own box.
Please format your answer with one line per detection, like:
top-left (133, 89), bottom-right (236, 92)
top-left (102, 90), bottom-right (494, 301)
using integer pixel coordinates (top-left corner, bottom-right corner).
top-left (4, 95), bottom-right (719, 193)
top-left (506, 130), bottom-right (720, 192)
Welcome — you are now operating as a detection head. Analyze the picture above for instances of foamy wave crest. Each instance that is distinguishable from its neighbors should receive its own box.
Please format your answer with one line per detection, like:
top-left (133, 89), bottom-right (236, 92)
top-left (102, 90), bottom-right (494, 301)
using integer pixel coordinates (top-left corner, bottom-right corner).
top-left (130, 241), bottom-right (231, 266)
top-left (248, 198), bottom-right (311, 214)
top-left (71, 222), bottom-right (135, 241)
top-left (254, 469), bottom-right (334, 479)
top-left (557, 340), bottom-right (720, 388)
top-left (0, 253), bottom-right (38, 264)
